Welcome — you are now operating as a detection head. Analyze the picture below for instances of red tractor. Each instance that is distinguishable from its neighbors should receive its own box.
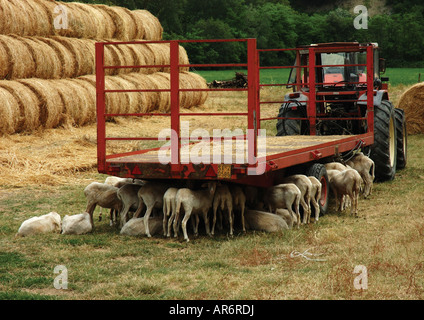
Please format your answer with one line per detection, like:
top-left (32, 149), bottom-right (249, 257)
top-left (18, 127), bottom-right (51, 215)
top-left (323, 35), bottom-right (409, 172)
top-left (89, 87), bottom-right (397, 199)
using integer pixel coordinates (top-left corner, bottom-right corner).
top-left (276, 42), bottom-right (407, 181)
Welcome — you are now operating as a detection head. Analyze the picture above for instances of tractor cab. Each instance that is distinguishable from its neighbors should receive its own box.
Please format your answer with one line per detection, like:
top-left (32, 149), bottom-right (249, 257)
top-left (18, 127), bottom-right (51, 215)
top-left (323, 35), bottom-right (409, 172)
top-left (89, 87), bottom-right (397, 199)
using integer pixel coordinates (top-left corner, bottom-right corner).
top-left (287, 42), bottom-right (386, 91)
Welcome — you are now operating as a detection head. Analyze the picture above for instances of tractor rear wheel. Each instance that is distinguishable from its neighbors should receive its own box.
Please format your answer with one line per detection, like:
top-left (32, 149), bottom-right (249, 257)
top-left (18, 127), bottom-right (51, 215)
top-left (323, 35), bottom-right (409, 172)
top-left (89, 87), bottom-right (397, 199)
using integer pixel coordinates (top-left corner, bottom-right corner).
top-left (395, 108), bottom-right (407, 170)
top-left (370, 100), bottom-right (397, 181)
top-left (306, 163), bottom-right (329, 217)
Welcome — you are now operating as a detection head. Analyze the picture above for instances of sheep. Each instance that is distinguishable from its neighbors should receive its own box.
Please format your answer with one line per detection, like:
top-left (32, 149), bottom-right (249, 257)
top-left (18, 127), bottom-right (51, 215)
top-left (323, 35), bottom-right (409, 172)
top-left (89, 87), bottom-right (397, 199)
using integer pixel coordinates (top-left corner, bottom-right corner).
top-left (117, 183), bottom-right (144, 228)
top-left (325, 162), bottom-right (349, 172)
top-left (308, 176), bottom-right (322, 223)
top-left (61, 212), bottom-right (92, 235)
top-left (230, 185), bottom-right (246, 233)
top-left (120, 217), bottom-right (163, 236)
top-left (174, 181), bottom-right (218, 242)
top-left (16, 212), bottom-right (61, 237)
top-left (98, 177), bottom-right (144, 222)
top-left (245, 210), bottom-right (289, 233)
top-left (282, 174), bottom-right (313, 224)
top-left (162, 187), bottom-right (179, 237)
top-left (275, 208), bottom-right (296, 229)
top-left (84, 182), bottom-right (122, 227)
top-left (263, 183), bottom-right (301, 228)
top-left (329, 169), bottom-right (363, 217)
top-left (212, 184), bottom-right (233, 236)
top-left (132, 181), bottom-right (169, 238)
top-left (346, 152), bottom-right (375, 198)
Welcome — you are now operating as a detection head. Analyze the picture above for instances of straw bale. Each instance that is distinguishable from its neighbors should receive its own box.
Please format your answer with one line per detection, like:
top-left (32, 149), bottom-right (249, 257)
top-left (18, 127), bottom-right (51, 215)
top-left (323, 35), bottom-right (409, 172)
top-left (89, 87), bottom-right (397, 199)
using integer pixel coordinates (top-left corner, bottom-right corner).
top-left (0, 81), bottom-right (40, 132)
top-left (69, 78), bottom-right (97, 123)
top-left (0, 87), bottom-right (20, 135)
top-left (397, 82), bottom-right (424, 134)
top-left (18, 37), bottom-right (62, 79)
top-left (35, 36), bottom-right (76, 78)
top-left (0, 35), bottom-right (36, 79)
top-left (96, 5), bottom-right (138, 41)
top-left (1, 0), bottom-right (163, 41)
top-left (18, 79), bottom-right (66, 129)
top-left (131, 10), bottom-right (163, 41)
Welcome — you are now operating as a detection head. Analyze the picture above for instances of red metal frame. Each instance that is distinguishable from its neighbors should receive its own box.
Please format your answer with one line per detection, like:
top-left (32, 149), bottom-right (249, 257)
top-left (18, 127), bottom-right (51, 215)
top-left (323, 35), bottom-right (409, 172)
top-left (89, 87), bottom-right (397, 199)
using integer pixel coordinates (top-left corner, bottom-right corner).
top-left (95, 39), bottom-right (377, 187)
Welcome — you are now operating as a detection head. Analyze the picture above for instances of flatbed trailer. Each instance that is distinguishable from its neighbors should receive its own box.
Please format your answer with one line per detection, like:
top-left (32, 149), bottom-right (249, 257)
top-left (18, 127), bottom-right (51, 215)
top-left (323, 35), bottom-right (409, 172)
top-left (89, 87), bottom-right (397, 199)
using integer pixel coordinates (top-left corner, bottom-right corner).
top-left (95, 39), bottom-right (378, 211)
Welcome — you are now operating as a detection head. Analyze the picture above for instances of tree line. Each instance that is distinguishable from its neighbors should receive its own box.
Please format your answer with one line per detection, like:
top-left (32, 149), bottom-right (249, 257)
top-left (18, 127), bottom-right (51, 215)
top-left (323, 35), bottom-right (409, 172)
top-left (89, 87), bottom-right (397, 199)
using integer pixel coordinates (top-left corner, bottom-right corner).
top-left (64, 0), bottom-right (424, 67)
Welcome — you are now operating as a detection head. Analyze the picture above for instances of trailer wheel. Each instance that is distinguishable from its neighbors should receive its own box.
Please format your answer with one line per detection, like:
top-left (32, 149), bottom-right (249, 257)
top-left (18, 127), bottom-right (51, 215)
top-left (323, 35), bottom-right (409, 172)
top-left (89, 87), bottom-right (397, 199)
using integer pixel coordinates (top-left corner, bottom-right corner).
top-left (276, 107), bottom-right (308, 136)
top-left (370, 100), bottom-right (397, 181)
top-left (395, 108), bottom-right (407, 170)
top-left (306, 163), bottom-right (329, 216)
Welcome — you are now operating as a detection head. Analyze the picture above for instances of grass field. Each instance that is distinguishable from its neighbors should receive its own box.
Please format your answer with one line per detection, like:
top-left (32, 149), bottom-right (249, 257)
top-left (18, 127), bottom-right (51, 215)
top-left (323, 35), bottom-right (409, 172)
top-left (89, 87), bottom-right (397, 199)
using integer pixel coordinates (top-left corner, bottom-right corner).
top-left (0, 72), bottom-right (423, 301)
top-left (196, 68), bottom-right (424, 86)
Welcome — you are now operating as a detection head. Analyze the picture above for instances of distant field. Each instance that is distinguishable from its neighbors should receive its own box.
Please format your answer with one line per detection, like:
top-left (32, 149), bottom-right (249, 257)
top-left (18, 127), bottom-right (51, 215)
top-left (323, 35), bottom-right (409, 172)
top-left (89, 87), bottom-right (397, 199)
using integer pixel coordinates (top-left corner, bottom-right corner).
top-left (195, 68), bottom-right (424, 86)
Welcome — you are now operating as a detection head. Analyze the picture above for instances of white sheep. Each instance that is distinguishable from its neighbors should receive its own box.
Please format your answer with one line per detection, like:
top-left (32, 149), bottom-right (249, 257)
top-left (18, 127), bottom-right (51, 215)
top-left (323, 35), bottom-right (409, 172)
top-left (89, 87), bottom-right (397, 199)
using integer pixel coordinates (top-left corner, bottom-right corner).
top-left (84, 182), bottom-right (122, 227)
top-left (263, 183), bottom-right (301, 228)
top-left (174, 181), bottom-right (218, 242)
top-left (275, 208), bottom-right (296, 229)
top-left (132, 181), bottom-right (169, 237)
top-left (346, 152), bottom-right (375, 198)
top-left (329, 169), bottom-right (363, 217)
top-left (230, 185), bottom-right (246, 233)
top-left (308, 176), bottom-right (322, 223)
top-left (16, 212), bottom-right (61, 237)
top-left (212, 184), bottom-right (233, 236)
top-left (120, 216), bottom-right (163, 236)
top-left (245, 210), bottom-right (289, 233)
top-left (117, 183), bottom-right (143, 228)
top-left (61, 212), bottom-right (92, 235)
top-left (162, 187), bottom-right (179, 237)
top-left (282, 174), bottom-right (313, 224)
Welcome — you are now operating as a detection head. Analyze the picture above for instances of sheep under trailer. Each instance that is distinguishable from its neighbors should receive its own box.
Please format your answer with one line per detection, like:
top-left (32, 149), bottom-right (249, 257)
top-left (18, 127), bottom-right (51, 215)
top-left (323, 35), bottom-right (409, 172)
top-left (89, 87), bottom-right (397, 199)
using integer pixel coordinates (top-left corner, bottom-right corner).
top-left (95, 39), bottom-right (402, 215)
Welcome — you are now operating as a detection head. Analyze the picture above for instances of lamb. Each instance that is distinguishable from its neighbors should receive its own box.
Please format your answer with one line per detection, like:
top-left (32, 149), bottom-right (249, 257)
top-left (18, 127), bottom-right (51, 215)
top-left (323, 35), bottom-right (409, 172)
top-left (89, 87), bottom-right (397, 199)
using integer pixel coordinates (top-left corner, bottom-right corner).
top-left (282, 174), bottom-right (313, 224)
top-left (120, 216), bottom-right (163, 236)
top-left (174, 181), bottom-right (218, 242)
top-left (308, 176), bottom-right (322, 223)
top-left (329, 169), bottom-right (363, 217)
top-left (275, 208), bottom-right (296, 229)
top-left (117, 183), bottom-right (143, 228)
top-left (16, 212), bottom-right (61, 237)
top-left (230, 185), bottom-right (246, 233)
top-left (61, 212), bottom-right (92, 235)
top-left (325, 162), bottom-right (349, 172)
top-left (162, 187), bottom-right (179, 237)
top-left (346, 152), bottom-right (375, 198)
top-left (263, 183), bottom-right (301, 228)
top-left (132, 181), bottom-right (169, 238)
top-left (245, 210), bottom-right (289, 233)
top-left (212, 184), bottom-right (233, 236)
top-left (84, 182), bottom-right (122, 227)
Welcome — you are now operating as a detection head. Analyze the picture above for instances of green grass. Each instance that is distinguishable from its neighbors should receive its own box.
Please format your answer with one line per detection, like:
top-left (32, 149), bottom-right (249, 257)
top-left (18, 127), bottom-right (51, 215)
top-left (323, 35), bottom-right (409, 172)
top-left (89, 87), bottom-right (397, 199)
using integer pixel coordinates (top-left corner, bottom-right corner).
top-left (195, 68), bottom-right (424, 86)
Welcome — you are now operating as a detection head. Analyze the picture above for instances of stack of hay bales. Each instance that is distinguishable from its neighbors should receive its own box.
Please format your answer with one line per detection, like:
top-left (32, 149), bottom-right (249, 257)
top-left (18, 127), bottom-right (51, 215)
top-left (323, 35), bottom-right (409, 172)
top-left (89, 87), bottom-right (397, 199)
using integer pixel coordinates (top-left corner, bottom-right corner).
top-left (397, 82), bottom-right (424, 134)
top-left (0, 0), bottom-right (208, 135)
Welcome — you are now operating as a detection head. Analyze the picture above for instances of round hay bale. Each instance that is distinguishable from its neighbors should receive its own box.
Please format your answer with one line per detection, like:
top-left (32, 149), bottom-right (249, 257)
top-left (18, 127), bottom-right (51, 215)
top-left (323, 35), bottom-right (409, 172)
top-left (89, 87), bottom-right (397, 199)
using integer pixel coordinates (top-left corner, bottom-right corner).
top-left (26, 0), bottom-right (54, 36)
top-left (8, 0), bottom-right (37, 36)
top-left (397, 82), bottom-right (424, 134)
top-left (131, 10), bottom-right (163, 40)
top-left (0, 35), bottom-right (36, 79)
top-left (96, 5), bottom-right (138, 41)
top-left (18, 79), bottom-right (66, 129)
top-left (69, 78), bottom-right (97, 124)
top-left (0, 87), bottom-right (20, 135)
top-left (35, 36), bottom-right (76, 78)
top-left (0, 80), bottom-right (40, 132)
top-left (18, 36), bottom-right (62, 79)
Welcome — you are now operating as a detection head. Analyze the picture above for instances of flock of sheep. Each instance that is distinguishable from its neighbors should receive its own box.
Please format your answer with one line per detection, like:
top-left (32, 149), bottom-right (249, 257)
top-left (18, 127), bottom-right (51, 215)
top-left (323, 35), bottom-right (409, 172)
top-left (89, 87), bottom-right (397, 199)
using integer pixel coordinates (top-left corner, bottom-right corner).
top-left (16, 152), bottom-right (375, 241)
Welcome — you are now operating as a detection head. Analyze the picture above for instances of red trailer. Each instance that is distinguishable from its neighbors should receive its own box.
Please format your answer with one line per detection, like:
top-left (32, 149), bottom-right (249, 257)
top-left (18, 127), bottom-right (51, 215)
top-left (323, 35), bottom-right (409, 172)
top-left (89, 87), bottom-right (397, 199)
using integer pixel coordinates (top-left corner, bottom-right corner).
top-left (95, 39), bottom-right (404, 215)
